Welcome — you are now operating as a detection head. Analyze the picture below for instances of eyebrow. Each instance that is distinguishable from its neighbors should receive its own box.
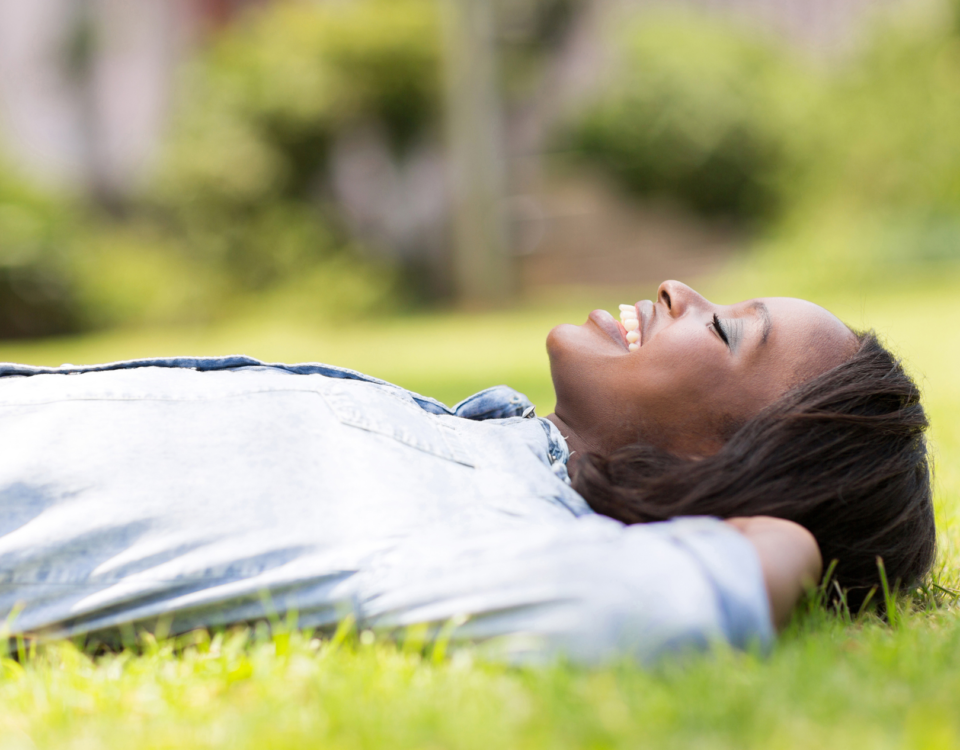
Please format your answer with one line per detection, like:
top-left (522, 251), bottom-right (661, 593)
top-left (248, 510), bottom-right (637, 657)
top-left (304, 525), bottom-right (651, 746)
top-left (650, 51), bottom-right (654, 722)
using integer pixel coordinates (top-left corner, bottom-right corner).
top-left (748, 301), bottom-right (773, 345)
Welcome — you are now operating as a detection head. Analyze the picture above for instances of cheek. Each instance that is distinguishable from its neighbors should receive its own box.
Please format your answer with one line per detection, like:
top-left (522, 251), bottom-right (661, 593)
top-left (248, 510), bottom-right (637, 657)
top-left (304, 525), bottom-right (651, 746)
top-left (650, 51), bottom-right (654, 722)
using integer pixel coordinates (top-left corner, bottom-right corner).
top-left (547, 325), bottom-right (638, 428)
top-left (638, 336), bottom-right (717, 395)
top-left (630, 339), bottom-right (730, 427)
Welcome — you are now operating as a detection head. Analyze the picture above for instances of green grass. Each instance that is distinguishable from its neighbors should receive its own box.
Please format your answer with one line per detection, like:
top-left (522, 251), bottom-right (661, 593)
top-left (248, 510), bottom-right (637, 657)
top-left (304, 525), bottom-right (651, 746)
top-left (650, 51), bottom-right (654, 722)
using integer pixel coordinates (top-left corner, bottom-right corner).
top-left (0, 272), bottom-right (959, 749)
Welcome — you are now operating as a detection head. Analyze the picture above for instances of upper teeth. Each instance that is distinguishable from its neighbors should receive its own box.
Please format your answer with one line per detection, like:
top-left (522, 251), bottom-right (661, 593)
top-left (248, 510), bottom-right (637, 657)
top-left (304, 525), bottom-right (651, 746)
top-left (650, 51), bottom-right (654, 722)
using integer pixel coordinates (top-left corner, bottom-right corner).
top-left (618, 305), bottom-right (640, 351)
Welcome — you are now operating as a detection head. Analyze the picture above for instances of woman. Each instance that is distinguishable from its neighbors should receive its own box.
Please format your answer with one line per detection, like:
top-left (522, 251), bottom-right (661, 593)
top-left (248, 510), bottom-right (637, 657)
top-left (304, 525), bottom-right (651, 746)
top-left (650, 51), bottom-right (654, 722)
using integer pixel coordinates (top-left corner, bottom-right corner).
top-left (550, 281), bottom-right (935, 615)
top-left (0, 282), bottom-right (935, 664)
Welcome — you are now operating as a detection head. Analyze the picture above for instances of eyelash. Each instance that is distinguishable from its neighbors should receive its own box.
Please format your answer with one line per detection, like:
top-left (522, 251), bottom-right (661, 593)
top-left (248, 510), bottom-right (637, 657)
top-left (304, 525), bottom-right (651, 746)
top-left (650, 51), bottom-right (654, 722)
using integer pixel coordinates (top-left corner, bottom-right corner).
top-left (712, 314), bottom-right (730, 345)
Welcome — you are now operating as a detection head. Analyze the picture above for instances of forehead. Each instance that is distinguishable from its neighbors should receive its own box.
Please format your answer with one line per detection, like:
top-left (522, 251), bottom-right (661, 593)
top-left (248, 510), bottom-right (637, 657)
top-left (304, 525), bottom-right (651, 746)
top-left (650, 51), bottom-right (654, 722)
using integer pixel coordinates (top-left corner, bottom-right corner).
top-left (756, 297), bottom-right (851, 339)
top-left (751, 296), bottom-right (857, 375)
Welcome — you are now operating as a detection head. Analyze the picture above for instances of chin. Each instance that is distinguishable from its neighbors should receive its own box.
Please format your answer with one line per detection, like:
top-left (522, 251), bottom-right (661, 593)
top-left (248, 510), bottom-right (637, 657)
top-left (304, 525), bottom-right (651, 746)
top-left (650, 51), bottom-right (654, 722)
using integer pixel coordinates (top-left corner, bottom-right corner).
top-left (545, 323), bottom-right (578, 361)
top-left (546, 323), bottom-right (602, 410)
top-left (547, 322), bottom-right (603, 378)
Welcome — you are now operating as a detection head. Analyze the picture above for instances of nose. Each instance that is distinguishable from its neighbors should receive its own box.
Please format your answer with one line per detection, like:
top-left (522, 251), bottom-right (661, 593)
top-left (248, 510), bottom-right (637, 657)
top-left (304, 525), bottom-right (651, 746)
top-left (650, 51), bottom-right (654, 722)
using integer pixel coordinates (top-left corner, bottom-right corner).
top-left (657, 280), bottom-right (711, 317)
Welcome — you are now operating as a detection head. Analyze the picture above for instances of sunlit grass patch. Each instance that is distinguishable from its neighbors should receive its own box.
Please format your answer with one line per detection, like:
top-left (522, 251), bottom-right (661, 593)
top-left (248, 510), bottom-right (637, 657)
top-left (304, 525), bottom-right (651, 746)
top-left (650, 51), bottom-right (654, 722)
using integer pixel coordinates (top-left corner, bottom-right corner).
top-left (2, 605), bottom-right (960, 749)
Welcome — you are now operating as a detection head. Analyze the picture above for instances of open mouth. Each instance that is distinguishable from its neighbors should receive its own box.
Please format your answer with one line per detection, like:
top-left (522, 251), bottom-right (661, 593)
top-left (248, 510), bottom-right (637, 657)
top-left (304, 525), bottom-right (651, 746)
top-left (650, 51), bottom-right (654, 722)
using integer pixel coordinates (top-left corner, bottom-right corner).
top-left (618, 304), bottom-right (641, 351)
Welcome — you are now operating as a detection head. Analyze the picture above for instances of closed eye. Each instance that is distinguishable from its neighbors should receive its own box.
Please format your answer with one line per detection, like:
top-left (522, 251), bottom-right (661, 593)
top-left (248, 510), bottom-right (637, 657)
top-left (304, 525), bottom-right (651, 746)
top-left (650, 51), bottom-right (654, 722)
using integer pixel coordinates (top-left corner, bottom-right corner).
top-left (712, 313), bottom-right (730, 346)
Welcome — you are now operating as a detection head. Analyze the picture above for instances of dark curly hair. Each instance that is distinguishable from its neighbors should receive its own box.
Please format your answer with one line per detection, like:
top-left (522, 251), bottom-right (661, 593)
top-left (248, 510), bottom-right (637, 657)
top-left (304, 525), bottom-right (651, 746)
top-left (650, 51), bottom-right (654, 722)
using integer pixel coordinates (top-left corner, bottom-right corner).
top-left (572, 331), bottom-right (936, 611)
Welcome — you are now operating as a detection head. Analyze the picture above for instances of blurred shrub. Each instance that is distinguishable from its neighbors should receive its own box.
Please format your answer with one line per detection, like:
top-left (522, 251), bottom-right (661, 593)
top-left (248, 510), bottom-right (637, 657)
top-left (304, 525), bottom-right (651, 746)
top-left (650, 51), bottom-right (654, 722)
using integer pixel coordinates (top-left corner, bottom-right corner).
top-left (0, 169), bottom-right (80, 338)
top-left (0, 0), bottom-right (442, 339)
top-left (747, 1), bottom-right (960, 289)
top-left (567, 2), bottom-right (960, 291)
top-left (0, 162), bottom-right (226, 336)
top-left (149, 0), bottom-right (440, 299)
top-left (67, 222), bottom-right (228, 329)
top-left (569, 12), bottom-right (818, 222)
top-left (6, 0), bottom-right (590, 338)
top-left (798, 10), bottom-right (960, 220)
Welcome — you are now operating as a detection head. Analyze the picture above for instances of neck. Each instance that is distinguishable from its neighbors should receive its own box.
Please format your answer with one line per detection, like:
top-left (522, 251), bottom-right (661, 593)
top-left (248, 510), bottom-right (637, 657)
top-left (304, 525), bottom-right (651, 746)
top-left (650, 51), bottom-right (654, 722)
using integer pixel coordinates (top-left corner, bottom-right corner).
top-left (545, 413), bottom-right (601, 473)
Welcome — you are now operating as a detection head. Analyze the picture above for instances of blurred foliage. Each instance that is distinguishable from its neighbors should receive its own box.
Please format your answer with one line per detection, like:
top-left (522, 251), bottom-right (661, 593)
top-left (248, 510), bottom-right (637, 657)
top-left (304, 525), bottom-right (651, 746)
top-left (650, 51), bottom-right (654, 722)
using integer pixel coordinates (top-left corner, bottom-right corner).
top-left (0, 0), bottom-right (591, 339)
top-left (158, 0), bottom-right (441, 200)
top-left (151, 0), bottom-right (581, 296)
top-left (749, 0), bottom-right (960, 289)
top-left (569, 1), bottom-right (960, 288)
top-left (149, 0), bottom-right (442, 298)
top-left (0, 167), bottom-right (80, 338)
top-left (0, 0), bottom-right (438, 339)
top-left (569, 12), bottom-right (819, 222)
top-left (0, 162), bottom-right (230, 337)
top-left (820, 24), bottom-right (960, 216)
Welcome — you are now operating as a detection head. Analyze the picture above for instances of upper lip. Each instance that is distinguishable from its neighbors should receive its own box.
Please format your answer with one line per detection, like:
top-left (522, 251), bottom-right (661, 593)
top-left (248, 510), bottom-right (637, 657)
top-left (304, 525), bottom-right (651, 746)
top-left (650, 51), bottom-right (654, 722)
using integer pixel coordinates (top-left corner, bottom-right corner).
top-left (635, 300), bottom-right (652, 346)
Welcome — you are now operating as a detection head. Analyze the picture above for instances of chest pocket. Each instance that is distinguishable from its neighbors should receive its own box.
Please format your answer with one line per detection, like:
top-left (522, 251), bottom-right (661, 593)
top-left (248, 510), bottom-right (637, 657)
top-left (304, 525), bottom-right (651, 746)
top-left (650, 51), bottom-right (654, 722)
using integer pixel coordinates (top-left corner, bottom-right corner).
top-left (320, 381), bottom-right (475, 467)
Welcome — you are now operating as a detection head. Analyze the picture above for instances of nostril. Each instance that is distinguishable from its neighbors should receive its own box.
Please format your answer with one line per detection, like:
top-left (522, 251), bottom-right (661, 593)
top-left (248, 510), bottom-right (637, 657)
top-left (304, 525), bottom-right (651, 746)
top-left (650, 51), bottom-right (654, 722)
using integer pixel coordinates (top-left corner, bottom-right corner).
top-left (661, 290), bottom-right (672, 310)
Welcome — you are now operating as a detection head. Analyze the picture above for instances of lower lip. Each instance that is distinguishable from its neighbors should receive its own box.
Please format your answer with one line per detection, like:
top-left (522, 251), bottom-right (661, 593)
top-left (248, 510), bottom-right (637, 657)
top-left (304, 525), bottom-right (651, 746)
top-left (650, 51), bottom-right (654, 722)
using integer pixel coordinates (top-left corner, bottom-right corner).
top-left (588, 309), bottom-right (629, 350)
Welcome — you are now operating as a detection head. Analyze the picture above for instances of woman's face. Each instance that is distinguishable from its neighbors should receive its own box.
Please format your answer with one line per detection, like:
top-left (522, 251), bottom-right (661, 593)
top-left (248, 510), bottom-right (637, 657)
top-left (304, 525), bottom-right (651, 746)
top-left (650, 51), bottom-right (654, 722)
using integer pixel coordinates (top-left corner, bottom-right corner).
top-left (546, 280), bottom-right (858, 457)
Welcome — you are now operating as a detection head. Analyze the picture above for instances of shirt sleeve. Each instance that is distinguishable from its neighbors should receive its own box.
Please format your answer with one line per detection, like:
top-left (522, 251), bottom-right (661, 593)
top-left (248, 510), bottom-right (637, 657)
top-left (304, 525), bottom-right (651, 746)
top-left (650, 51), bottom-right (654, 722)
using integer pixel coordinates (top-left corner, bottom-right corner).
top-left (357, 516), bottom-right (774, 665)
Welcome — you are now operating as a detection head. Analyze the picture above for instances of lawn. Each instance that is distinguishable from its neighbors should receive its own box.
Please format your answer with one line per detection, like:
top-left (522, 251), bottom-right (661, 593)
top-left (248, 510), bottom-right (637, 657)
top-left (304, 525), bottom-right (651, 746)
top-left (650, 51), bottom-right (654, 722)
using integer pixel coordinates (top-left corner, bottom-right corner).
top-left (0, 270), bottom-right (958, 749)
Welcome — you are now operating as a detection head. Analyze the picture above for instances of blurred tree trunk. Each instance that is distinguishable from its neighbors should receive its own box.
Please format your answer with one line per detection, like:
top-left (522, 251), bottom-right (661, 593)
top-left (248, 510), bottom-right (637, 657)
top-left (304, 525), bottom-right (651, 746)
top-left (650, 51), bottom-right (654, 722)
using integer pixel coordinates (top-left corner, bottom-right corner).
top-left (66, 0), bottom-right (121, 213)
top-left (441, 0), bottom-right (517, 306)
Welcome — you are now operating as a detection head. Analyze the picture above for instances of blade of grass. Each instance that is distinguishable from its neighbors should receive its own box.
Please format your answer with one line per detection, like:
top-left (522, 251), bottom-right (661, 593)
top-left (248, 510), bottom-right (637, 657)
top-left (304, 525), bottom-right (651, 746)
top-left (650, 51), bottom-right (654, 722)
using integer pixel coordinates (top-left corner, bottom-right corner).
top-left (877, 556), bottom-right (901, 628)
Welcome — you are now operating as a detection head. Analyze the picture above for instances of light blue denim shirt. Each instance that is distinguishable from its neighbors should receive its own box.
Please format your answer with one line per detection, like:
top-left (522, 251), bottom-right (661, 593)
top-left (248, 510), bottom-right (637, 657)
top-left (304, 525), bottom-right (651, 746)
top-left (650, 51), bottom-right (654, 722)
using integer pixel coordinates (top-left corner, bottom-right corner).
top-left (0, 356), bottom-right (773, 663)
